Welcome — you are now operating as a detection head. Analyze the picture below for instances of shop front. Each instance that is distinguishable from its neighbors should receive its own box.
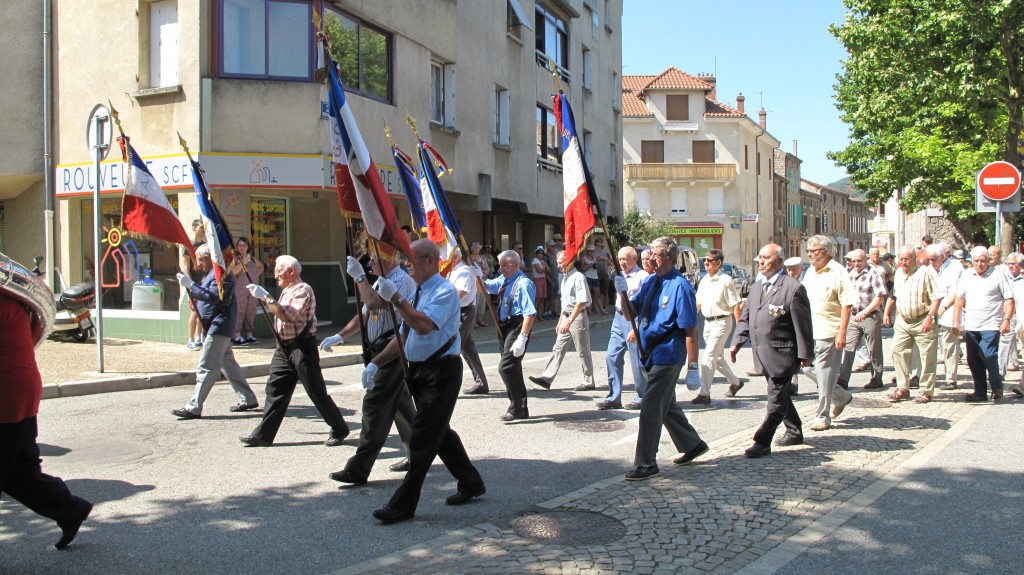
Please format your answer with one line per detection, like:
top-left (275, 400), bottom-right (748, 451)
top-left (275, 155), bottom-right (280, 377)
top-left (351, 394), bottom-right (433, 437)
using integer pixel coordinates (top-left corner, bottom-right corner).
top-left (672, 222), bottom-right (724, 258)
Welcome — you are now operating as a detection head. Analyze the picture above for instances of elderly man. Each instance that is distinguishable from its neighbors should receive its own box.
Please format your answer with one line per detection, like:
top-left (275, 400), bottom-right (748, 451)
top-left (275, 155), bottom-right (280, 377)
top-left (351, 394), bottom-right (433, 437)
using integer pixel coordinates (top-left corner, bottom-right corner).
top-left (801, 235), bottom-right (856, 431)
top-left (640, 248), bottom-right (655, 275)
top-left (242, 256), bottom-right (350, 447)
top-left (483, 249), bottom-right (537, 421)
top-left (172, 244), bottom-right (259, 419)
top-left (600, 246), bottom-right (649, 410)
top-left (321, 253), bottom-right (416, 484)
top-left (953, 246), bottom-right (1014, 402)
top-left (530, 251), bottom-right (595, 392)
top-left (836, 249), bottom-right (887, 391)
top-left (784, 256), bottom-right (816, 395)
top-left (692, 249), bottom-right (743, 404)
top-left (616, 237), bottom-right (708, 481)
top-left (998, 252), bottom-right (1023, 375)
top-left (367, 239), bottom-right (485, 524)
top-left (933, 242), bottom-right (965, 389)
top-left (730, 244), bottom-right (814, 457)
top-left (446, 249), bottom-right (490, 395)
top-left (883, 246), bottom-right (941, 403)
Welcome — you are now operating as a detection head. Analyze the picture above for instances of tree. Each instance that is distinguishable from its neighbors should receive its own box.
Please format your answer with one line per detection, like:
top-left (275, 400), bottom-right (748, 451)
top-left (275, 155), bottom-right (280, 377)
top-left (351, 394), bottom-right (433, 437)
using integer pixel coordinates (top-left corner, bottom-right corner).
top-left (607, 204), bottom-right (678, 249)
top-left (829, 0), bottom-right (1024, 249)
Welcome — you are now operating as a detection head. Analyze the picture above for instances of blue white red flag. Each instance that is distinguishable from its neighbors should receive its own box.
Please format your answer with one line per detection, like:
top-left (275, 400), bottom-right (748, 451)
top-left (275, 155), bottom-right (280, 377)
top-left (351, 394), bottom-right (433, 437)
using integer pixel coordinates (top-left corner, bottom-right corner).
top-left (417, 142), bottom-right (460, 275)
top-left (118, 137), bottom-right (195, 257)
top-left (189, 158), bottom-right (234, 298)
top-left (553, 91), bottom-right (598, 266)
top-left (392, 144), bottom-right (427, 232)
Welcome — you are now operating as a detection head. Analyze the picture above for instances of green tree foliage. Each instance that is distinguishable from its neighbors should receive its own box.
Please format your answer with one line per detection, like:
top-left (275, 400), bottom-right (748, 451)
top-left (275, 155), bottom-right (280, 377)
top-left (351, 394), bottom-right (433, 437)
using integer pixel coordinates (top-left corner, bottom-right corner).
top-left (608, 204), bottom-right (678, 249)
top-left (829, 0), bottom-right (1024, 240)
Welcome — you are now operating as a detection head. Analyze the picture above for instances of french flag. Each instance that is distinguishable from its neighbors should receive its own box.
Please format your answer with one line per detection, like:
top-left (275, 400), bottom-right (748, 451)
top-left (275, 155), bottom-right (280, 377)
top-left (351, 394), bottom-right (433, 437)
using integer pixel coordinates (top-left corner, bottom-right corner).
top-left (553, 92), bottom-right (598, 266)
top-left (417, 142), bottom-right (460, 276)
top-left (118, 137), bottom-right (195, 258)
top-left (190, 158), bottom-right (234, 298)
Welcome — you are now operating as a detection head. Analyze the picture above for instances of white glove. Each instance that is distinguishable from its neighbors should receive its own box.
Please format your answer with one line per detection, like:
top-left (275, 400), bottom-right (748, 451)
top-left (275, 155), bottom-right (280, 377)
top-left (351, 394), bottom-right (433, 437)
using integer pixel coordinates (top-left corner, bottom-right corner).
top-left (684, 365), bottom-right (701, 391)
top-left (176, 273), bottom-right (194, 289)
top-left (345, 256), bottom-right (366, 281)
top-left (374, 277), bottom-right (399, 303)
top-left (510, 333), bottom-right (529, 357)
top-left (613, 275), bottom-right (628, 293)
top-left (247, 283), bottom-right (270, 302)
top-left (471, 265), bottom-right (484, 279)
top-left (361, 363), bottom-right (378, 390)
top-left (319, 334), bottom-right (344, 352)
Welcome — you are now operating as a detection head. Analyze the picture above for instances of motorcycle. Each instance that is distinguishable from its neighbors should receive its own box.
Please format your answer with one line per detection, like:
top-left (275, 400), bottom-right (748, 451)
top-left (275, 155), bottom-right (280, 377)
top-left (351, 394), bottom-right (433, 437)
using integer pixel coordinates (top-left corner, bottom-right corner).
top-left (49, 266), bottom-right (95, 342)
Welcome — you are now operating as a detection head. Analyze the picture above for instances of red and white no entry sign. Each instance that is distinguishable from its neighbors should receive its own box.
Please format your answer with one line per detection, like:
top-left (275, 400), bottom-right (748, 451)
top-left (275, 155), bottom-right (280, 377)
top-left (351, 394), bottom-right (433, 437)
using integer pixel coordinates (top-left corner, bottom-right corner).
top-left (977, 161), bottom-right (1021, 202)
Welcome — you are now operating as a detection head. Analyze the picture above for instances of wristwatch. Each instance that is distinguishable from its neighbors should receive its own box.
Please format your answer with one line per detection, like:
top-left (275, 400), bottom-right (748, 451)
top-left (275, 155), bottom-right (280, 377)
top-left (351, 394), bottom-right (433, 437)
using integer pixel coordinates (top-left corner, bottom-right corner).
top-left (356, 276), bottom-right (366, 283)
top-left (267, 296), bottom-right (277, 306)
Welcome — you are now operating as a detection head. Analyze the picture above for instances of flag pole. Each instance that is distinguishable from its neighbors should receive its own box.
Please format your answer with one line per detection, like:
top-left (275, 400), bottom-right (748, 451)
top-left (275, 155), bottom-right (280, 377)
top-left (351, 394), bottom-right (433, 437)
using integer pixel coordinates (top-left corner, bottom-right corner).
top-left (177, 133), bottom-right (285, 349)
top-left (545, 59), bottom-right (646, 361)
top-left (369, 238), bottom-right (410, 378)
top-left (405, 112), bottom-right (505, 341)
top-left (343, 220), bottom-right (374, 365)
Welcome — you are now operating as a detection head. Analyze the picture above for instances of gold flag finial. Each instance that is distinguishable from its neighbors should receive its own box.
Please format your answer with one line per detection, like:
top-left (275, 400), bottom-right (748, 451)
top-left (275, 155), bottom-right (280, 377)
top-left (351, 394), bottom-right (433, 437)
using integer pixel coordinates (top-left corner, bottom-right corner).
top-left (384, 121), bottom-right (394, 148)
top-left (108, 100), bottom-right (125, 137)
top-left (546, 56), bottom-right (563, 92)
top-left (177, 131), bottom-right (192, 159)
top-left (405, 109), bottom-right (422, 142)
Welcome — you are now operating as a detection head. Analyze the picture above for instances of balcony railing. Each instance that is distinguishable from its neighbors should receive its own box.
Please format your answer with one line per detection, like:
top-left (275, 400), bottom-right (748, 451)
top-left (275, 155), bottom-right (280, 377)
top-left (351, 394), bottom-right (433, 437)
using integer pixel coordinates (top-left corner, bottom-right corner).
top-left (624, 163), bottom-right (737, 183)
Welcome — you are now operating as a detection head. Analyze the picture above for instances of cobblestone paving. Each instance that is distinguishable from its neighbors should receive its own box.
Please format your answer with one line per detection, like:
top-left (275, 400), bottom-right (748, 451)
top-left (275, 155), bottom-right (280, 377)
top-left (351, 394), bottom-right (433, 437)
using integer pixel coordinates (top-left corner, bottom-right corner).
top-left (333, 394), bottom-right (975, 575)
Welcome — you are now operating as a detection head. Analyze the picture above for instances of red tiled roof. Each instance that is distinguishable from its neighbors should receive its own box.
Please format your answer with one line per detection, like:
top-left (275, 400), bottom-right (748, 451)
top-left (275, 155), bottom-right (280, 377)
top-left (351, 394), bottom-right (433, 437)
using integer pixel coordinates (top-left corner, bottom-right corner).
top-left (622, 69), bottom-right (746, 120)
top-left (704, 98), bottom-right (745, 117)
top-left (643, 67), bottom-right (714, 92)
top-left (622, 75), bottom-right (654, 117)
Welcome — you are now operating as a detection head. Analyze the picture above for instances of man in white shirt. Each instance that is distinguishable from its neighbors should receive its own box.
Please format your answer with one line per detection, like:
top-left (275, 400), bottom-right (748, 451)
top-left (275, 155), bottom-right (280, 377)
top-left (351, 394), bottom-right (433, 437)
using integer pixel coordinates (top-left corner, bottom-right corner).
top-left (998, 251), bottom-right (1022, 376)
top-left (932, 242), bottom-right (964, 390)
top-left (529, 251), bottom-right (595, 391)
top-left (449, 249), bottom-right (489, 395)
top-left (953, 245), bottom-right (1014, 402)
top-left (692, 249), bottom-right (743, 404)
top-left (599, 246), bottom-right (649, 410)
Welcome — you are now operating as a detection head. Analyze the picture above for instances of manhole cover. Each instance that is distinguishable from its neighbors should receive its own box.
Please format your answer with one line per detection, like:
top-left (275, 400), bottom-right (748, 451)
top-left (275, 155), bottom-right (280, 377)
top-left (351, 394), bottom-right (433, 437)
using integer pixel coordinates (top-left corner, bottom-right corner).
top-left (853, 397), bottom-right (891, 409)
top-left (513, 511), bottom-right (626, 545)
top-left (554, 419), bottom-right (626, 432)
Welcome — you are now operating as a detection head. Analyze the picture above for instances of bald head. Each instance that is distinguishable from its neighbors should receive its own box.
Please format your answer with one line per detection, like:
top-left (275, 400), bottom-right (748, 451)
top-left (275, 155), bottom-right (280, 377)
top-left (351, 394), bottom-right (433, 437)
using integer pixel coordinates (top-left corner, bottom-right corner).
top-left (409, 239), bottom-right (441, 284)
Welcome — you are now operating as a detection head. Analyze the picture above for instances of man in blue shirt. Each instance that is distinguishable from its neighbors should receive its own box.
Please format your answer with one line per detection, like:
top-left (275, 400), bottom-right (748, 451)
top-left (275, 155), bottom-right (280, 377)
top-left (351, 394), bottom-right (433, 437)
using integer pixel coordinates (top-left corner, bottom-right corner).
top-left (483, 249), bottom-right (538, 421)
top-left (364, 239), bottom-right (485, 524)
top-left (616, 237), bottom-right (709, 481)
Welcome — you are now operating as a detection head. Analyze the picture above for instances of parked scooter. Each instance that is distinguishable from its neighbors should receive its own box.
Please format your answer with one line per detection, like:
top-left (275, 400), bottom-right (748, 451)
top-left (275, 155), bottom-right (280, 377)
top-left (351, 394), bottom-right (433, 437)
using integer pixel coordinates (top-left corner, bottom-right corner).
top-left (49, 266), bottom-right (95, 342)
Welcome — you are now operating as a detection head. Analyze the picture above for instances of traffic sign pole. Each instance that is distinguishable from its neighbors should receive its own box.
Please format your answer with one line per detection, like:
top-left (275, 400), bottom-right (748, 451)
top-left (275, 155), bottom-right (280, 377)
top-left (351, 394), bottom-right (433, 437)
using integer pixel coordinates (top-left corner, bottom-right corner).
top-left (996, 201), bottom-right (1002, 246)
top-left (88, 104), bottom-right (112, 373)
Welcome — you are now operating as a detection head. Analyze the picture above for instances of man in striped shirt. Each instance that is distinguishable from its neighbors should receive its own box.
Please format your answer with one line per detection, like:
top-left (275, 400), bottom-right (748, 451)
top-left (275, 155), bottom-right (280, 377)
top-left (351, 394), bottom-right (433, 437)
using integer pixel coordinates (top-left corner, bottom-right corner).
top-left (883, 246), bottom-right (941, 403)
top-left (836, 249), bottom-right (887, 391)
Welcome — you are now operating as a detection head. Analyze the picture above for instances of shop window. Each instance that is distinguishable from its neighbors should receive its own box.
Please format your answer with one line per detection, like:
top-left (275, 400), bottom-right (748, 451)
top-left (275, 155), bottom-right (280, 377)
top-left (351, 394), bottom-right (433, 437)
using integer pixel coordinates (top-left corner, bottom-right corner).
top-left (80, 196), bottom-right (183, 311)
top-left (495, 86), bottom-right (510, 145)
top-left (324, 6), bottom-right (392, 101)
top-left (219, 0), bottom-right (313, 81)
top-left (536, 105), bottom-right (561, 163)
top-left (249, 196), bottom-right (288, 295)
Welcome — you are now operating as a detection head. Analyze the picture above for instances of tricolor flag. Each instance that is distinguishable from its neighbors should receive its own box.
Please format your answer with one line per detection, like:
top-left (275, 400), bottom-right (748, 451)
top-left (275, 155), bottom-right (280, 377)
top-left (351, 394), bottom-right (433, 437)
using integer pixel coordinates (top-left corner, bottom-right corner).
top-left (392, 144), bottom-right (427, 232)
top-left (417, 142), bottom-right (460, 276)
top-left (118, 137), bottom-right (195, 257)
top-left (324, 50), bottom-right (412, 260)
top-left (553, 91), bottom-right (598, 265)
top-left (327, 80), bottom-right (362, 221)
top-left (188, 157), bottom-right (234, 298)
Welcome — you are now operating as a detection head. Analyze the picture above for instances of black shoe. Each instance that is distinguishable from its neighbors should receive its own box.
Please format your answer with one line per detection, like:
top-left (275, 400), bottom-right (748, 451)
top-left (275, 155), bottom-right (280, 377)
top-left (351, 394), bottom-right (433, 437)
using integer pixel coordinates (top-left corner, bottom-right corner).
top-left (171, 408), bottom-right (201, 419)
top-left (909, 376), bottom-right (920, 389)
top-left (574, 384), bottom-right (597, 391)
top-left (1011, 384), bottom-right (1024, 397)
top-left (500, 411), bottom-right (529, 422)
top-left (324, 429), bottom-right (349, 447)
top-left (372, 505), bottom-right (414, 525)
top-left (777, 433), bottom-right (804, 447)
top-left (328, 469), bottom-right (367, 485)
top-left (232, 337), bottom-right (249, 346)
top-left (55, 497), bottom-right (92, 550)
top-left (528, 376), bottom-right (552, 389)
top-left (964, 393), bottom-right (987, 403)
top-left (229, 403), bottom-right (259, 413)
top-left (445, 485), bottom-right (486, 506)
top-left (625, 465), bottom-right (660, 481)
top-left (789, 384), bottom-right (799, 396)
top-left (863, 380), bottom-right (884, 390)
top-left (464, 385), bottom-right (489, 395)
top-left (991, 391), bottom-right (1004, 402)
top-left (727, 380), bottom-right (745, 397)
top-left (596, 400), bottom-right (623, 410)
top-left (672, 441), bottom-right (709, 466)
top-left (389, 458), bottom-right (410, 472)
top-left (239, 435), bottom-right (271, 447)
top-left (690, 394), bottom-right (711, 405)
top-left (745, 443), bottom-right (772, 458)
top-left (625, 402), bottom-right (642, 410)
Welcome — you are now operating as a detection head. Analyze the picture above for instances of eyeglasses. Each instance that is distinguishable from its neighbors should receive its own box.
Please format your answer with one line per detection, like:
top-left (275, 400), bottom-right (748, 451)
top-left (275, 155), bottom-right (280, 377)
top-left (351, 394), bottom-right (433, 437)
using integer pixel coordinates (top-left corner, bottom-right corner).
top-left (807, 248), bottom-right (825, 254)
top-left (704, 257), bottom-right (720, 262)
top-left (651, 251), bottom-right (668, 259)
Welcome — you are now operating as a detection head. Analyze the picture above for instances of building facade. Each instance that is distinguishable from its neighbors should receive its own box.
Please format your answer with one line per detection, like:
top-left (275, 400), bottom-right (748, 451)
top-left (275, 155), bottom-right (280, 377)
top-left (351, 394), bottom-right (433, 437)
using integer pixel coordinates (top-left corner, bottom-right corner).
top-left (621, 68), bottom-right (779, 269)
top-left (774, 147), bottom-right (803, 258)
top-left (45, 0), bottom-right (622, 340)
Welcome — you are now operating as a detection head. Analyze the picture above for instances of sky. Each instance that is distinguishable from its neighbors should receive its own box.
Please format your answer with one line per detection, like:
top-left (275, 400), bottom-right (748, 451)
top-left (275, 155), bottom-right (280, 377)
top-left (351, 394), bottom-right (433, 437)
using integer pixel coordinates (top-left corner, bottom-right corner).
top-left (621, 0), bottom-right (851, 186)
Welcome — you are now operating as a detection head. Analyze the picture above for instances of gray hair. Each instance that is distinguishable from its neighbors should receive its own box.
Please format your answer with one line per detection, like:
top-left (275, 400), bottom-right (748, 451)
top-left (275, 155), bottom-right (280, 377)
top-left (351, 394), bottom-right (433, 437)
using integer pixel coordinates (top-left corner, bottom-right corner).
top-left (971, 246), bottom-right (989, 261)
top-left (196, 244), bottom-right (212, 258)
top-left (1007, 252), bottom-right (1024, 265)
top-left (806, 235), bottom-right (832, 255)
top-left (939, 241), bottom-right (953, 257)
top-left (452, 248), bottom-right (463, 260)
top-left (498, 249), bottom-right (520, 266)
top-left (925, 244), bottom-right (944, 259)
top-left (650, 236), bottom-right (678, 262)
top-left (276, 254), bottom-right (301, 273)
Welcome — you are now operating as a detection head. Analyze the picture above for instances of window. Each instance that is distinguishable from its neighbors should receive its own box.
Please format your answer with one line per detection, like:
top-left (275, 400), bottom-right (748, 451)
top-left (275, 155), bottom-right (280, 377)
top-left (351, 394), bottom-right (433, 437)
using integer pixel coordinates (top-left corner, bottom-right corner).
top-left (757, 151), bottom-right (762, 175)
top-left (707, 188), bottom-right (725, 215)
top-left (536, 4), bottom-right (569, 78)
top-left (610, 143), bottom-right (617, 182)
top-left (536, 105), bottom-right (560, 163)
top-left (431, 61), bottom-right (455, 128)
top-left (149, 0), bottom-right (179, 87)
top-left (507, 0), bottom-right (532, 39)
top-left (671, 188), bottom-right (688, 217)
top-left (640, 141), bottom-right (664, 163)
top-left (666, 95), bottom-right (689, 121)
top-left (220, 0), bottom-right (312, 81)
top-left (582, 48), bottom-right (592, 90)
top-left (744, 145), bottom-right (749, 170)
top-left (583, 131), bottom-right (593, 171)
top-left (634, 188), bottom-right (650, 214)
top-left (495, 86), bottom-right (510, 146)
top-left (323, 6), bottom-right (392, 101)
top-left (693, 141), bottom-right (715, 163)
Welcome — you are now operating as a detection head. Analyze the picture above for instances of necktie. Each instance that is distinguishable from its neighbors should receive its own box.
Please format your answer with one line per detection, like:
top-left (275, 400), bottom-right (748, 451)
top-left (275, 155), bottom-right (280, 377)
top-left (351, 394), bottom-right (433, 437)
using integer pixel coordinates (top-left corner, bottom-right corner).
top-left (498, 280), bottom-right (510, 320)
top-left (762, 281), bottom-right (770, 295)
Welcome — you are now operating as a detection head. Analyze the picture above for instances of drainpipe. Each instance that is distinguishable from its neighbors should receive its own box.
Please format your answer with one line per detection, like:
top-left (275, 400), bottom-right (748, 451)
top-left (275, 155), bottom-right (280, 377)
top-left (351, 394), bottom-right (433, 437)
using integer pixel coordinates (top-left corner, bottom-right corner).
top-left (43, 0), bottom-right (55, 290)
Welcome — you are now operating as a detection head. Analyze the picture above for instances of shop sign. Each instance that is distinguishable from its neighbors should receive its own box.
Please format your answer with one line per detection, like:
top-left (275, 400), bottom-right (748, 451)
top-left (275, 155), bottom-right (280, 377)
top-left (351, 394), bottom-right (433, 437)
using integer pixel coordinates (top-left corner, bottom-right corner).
top-left (675, 226), bottom-right (724, 235)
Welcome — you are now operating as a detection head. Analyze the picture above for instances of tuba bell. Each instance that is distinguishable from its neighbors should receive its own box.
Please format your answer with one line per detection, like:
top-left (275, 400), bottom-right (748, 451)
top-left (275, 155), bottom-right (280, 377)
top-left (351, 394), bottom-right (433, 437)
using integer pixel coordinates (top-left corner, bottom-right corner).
top-left (0, 251), bottom-right (57, 348)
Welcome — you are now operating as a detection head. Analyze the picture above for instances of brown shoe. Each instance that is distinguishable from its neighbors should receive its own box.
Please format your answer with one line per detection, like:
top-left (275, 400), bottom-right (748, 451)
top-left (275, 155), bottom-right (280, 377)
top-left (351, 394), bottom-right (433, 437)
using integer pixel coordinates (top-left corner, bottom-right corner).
top-left (913, 393), bottom-right (931, 403)
top-left (886, 388), bottom-right (909, 402)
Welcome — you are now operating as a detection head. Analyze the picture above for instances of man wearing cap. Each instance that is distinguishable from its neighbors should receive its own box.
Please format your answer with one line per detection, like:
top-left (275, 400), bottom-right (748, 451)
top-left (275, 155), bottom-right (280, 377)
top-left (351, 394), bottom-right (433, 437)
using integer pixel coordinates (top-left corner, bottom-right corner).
top-left (691, 249), bottom-right (743, 404)
top-left (529, 251), bottom-right (595, 392)
top-left (836, 249), bottom-right (888, 391)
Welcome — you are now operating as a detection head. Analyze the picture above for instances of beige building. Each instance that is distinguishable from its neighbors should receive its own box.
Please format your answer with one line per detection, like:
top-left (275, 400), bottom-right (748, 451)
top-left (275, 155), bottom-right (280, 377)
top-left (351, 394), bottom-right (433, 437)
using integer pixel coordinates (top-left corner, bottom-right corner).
top-left (42, 0), bottom-right (622, 340)
top-left (621, 68), bottom-right (779, 269)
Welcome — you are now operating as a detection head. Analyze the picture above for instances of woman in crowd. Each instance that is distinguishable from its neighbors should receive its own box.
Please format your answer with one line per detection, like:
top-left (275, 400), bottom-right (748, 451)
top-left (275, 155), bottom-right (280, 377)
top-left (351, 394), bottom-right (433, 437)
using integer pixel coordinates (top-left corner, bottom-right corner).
top-left (231, 237), bottom-right (264, 345)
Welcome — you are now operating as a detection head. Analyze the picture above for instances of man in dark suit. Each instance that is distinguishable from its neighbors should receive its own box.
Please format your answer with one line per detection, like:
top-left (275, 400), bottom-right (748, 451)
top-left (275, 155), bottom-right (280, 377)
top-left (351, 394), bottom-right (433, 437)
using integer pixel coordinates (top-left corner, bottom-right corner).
top-left (730, 244), bottom-right (814, 458)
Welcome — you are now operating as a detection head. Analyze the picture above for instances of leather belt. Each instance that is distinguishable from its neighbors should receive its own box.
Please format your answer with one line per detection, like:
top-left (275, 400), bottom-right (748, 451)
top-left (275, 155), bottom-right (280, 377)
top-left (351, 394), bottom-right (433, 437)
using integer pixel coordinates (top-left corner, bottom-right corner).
top-left (705, 314), bottom-right (730, 321)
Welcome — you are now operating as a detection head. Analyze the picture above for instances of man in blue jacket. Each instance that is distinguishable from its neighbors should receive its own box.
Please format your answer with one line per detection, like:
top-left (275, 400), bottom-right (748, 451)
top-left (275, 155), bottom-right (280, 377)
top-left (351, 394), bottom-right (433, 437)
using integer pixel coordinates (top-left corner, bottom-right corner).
top-left (172, 244), bottom-right (259, 418)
